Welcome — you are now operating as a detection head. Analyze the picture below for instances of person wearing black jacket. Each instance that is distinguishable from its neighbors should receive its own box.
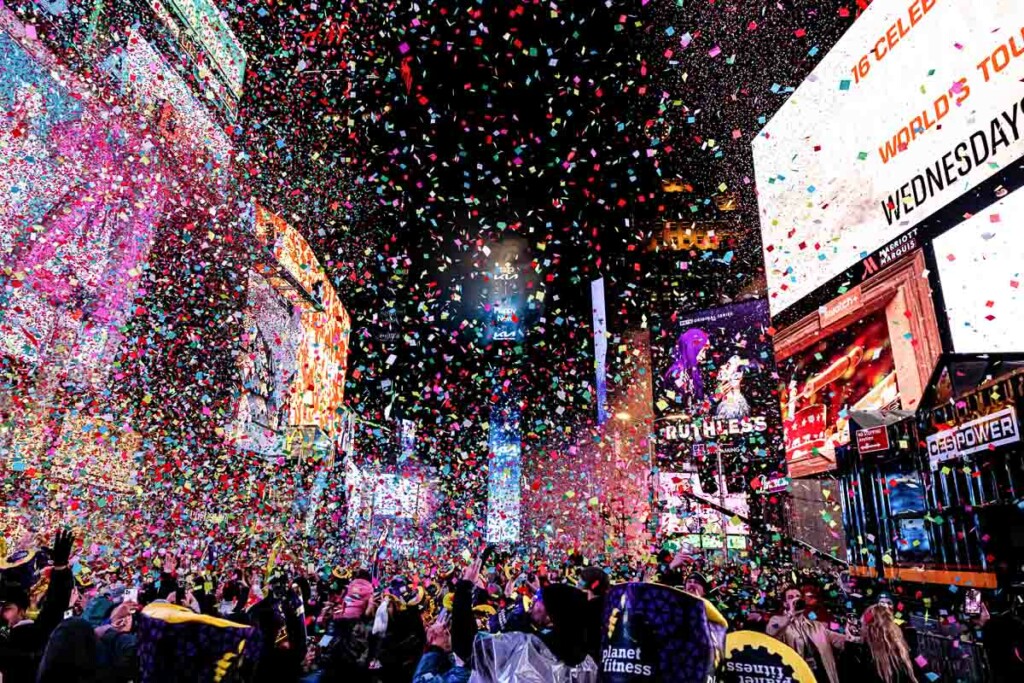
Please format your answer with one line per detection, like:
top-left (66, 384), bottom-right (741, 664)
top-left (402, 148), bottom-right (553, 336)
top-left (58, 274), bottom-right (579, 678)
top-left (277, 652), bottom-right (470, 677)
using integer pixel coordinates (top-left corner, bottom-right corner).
top-left (0, 529), bottom-right (76, 683)
top-left (980, 593), bottom-right (1024, 683)
top-left (449, 554), bottom-right (590, 669)
top-left (579, 566), bottom-right (609, 666)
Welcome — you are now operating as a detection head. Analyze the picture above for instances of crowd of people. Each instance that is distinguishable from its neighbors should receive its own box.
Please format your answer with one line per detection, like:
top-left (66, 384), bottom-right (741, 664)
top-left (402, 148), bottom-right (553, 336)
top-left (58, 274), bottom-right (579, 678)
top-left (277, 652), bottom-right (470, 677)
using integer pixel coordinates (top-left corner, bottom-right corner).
top-left (1, 529), bottom-right (1022, 682)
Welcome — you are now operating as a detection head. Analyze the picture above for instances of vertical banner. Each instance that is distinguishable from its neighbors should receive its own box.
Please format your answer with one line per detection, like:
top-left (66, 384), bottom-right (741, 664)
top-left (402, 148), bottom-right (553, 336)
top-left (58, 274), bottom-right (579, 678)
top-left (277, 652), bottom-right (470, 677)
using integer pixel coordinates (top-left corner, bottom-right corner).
top-left (592, 278), bottom-right (609, 425)
top-left (487, 398), bottom-right (522, 544)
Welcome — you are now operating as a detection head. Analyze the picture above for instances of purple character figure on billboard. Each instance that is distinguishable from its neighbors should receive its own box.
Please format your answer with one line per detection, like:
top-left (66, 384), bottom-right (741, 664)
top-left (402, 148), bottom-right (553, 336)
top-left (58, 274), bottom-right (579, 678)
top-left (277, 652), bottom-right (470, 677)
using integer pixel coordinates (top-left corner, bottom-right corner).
top-left (664, 328), bottom-right (710, 407)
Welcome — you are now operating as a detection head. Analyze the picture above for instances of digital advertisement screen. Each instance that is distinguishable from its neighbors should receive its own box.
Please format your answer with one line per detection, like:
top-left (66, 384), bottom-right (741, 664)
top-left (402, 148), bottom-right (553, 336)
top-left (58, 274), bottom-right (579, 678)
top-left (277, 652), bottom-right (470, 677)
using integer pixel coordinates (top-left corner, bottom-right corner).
top-left (231, 271), bottom-right (304, 456)
top-left (779, 309), bottom-right (898, 478)
top-left (653, 300), bottom-right (780, 464)
top-left (0, 30), bottom-right (159, 384)
top-left (592, 278), bottom-right (609, 425)
top-left (773, 245), bottom-right (943, 479)
top-left (103, 28), bottom-right (231, 160)
top-left (934, 187), bottom-right (1024, 353)
top-left (483, 253), bottom-right (526, 343)
top-left (372, 473), bottom-right (431, 519)
top-left (255, 206), bottom-right (351, 440)
top-left (657, 471), bottom-right (750, 537)
top-left (754, 0), bottom-right (1024, 315)
top-left (487, 403), bottom-right (522, 544)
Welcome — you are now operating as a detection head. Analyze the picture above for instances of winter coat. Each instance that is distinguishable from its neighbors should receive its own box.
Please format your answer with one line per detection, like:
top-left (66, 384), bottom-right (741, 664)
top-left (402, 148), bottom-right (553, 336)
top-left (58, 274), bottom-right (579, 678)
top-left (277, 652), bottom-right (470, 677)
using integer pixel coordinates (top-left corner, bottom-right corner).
top-left (35, 618), bottom-right (98, 683)
top-left (411, 647), bottom-right (471, 683)
top-left (0, 567), bottom-right (74, 683)
top-left (320, 616), bottom-right (377, 682)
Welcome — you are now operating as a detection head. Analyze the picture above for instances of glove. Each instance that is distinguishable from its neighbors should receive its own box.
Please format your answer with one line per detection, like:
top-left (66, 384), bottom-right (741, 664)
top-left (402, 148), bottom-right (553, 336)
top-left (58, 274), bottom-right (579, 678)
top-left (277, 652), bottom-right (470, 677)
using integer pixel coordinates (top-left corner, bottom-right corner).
top-left (51, 528), bottom-right (74, 568)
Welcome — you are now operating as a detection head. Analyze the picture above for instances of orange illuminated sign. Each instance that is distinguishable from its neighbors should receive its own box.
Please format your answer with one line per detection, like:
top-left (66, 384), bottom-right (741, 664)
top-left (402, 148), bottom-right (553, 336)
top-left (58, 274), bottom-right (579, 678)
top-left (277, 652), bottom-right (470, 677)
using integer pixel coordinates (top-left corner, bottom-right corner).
top-left (255, 206), bottom-right (350, 440)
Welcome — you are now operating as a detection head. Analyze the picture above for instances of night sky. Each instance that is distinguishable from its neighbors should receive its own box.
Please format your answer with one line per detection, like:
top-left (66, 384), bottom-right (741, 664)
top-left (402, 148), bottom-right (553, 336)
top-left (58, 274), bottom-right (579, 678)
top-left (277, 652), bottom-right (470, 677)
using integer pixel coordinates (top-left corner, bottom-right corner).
top-left (233, 0), bottom-right (868, 468)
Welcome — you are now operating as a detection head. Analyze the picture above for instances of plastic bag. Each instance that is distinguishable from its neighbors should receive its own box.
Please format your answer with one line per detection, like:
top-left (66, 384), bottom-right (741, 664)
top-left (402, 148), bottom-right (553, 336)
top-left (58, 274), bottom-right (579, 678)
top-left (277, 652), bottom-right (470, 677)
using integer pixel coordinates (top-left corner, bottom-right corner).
top-left (469, 631), bottom-right (599, 683)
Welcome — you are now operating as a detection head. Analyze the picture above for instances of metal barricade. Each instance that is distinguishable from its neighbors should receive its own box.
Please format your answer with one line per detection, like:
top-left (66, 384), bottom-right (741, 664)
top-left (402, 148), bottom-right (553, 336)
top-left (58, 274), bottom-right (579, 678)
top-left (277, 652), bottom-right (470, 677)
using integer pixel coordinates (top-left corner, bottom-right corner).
top-left (913, 630), bottom-right (990, 682)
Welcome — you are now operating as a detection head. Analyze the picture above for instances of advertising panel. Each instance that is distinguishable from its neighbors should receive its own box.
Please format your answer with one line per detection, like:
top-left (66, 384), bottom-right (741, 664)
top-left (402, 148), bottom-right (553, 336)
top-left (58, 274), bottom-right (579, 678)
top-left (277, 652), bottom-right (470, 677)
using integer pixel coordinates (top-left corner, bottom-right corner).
top-left (780, 309), bottom-right (897, 475)
top-left (0, 30), bottom-right (161, 384)
top-left (653, 300), bottom-right (780, 464)
top-left (102, 28), bottom-right (231, 160)
top-left (254, 206), bottom-right (350, 440)
top-left (487, 404), bottom-right (522, 544)
top-left (49, 416), bottom-right (139, 492)
top-left (934, 186), bottom-right (1024, 353)
top-left (148, 0), bottom-right (247, 112)
top-left (754, 0), bottom-right (1024, 315)
top-left (775, 250), bottom-right (943, 478)
top-left (657, 470), bottom-right (749, 540)
top-left (231, 271), bottom-right (304, 456)
top-left (592, 278), bottom-right (609, 425)
top-left (372, 473), bottom-right (432, 519)
top-left (927, 406), bottom-right (1021, 470)
top-left (485, 257), bottom-right (525, 343)
top-left (921, 370), bottom-right (1024, 470)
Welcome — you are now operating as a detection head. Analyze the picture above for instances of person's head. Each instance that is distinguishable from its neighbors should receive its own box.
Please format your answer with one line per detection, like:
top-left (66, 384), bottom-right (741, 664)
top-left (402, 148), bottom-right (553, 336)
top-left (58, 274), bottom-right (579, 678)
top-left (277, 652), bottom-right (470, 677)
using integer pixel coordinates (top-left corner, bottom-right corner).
top-left (154, 575), bottom-right (179, 603)
top-left (36, 617), bottom-right (98, 683)
top-left (861, 604), bottom-right (916, 683)
top-left (530, 590), bottom-right (552, 628)
top-left (1, 584), bottom-right (30, 626)
top-left (341, 578), bottom-right (373, 619)
top-left (579, 566), bottom-right (609, 600)
top-left (292, 576), bottom-right (311, 604)
top-left (782, 585), bottom-right (803, 613)
top-left (685, 573), bottom-right (710, 598)
top-left (799, 583), bottom-right (821, 607)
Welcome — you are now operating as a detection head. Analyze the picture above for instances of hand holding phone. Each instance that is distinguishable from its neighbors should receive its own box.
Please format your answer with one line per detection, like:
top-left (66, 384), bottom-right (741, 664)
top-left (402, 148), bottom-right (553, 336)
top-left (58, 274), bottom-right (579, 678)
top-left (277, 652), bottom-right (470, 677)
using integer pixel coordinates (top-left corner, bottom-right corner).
top-left (964, 588), bottom-right (982, 616)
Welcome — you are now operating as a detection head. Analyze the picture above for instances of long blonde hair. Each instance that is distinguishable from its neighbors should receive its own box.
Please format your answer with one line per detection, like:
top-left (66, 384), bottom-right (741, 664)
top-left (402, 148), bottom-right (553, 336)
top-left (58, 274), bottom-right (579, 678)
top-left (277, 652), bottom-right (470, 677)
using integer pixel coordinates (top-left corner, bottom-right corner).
top-left (861, 604), bottom-right (918, 683)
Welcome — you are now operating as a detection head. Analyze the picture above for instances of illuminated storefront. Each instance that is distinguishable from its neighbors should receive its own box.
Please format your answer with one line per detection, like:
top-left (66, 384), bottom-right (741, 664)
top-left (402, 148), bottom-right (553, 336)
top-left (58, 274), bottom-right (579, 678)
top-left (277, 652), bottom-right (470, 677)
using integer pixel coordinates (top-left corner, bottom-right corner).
top-left (840, 360), bottom-right (1024, 587)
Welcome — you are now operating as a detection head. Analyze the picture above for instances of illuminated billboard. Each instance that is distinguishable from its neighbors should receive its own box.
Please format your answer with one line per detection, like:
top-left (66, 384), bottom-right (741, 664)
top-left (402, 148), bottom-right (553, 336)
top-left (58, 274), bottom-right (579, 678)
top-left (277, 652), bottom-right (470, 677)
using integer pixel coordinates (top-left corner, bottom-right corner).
top-left (485, 258), bottom-right (525, 342)
top-left (754, 0), bottom-right (1024, 315)
top-left (657, 470), bottom-right (749, 544)
top-left (103, 28), bottom-right (232, 160)
top-left (775, 249), bottom-right (943, 477)
top-left (148, 0), bottom-right (247, 116)
top-left (255, 206), bottom-right (350, 440)
top-left (653, 300), bottom-right (781, 465)
top-left (231, 271), bottom-right (304, 455)
top-left (487, 402), bottom-right (522, 544)
top-left (934, 186), bottom-right (1024, 353)
top-left (780, 309), bottom-right (897, 476)
top-left (592, 278), bottom-right (609, 425)
top-left (0, 30), bottom-right (160, 385)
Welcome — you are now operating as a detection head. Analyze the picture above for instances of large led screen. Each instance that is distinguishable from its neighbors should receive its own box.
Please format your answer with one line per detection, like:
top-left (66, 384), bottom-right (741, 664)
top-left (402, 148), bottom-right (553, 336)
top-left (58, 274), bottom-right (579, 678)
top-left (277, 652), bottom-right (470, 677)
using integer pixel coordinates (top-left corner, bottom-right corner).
top-left (754, 0), bottom-right (1024, 315)
top-left (774, 247), bottom-right (943, 478)
top-left (780, 309), bottom-right (898, 476)
top-left (934, 187), bottom-right (1024, 353)
top-left (255, 206), bottom-right (350, 440)
top-left (231, 271), bottom-right (304, 455)
top-left (487, 402), bottom-right (522, 544)
top-left (653, 299), bottom-right (780, 463)
top-left (1, 30), bottom-right (160, 384)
